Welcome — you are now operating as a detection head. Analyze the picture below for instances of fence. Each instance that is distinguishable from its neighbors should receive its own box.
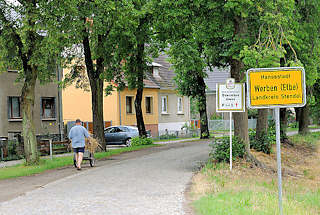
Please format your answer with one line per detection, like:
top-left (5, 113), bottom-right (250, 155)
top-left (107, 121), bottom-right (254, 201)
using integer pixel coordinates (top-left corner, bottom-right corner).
top-left (208, 119), bottom-right (257, 131)
top-left (0, 138), bottom-right (71, 162)
top-left (66, 121), bottom-right (112, 135)
top-left (190, 119), bottom-right (257, 131)
top-left (156, 129), bottom-right (200, 140)
top-left (0, 138), bottom-right (24, 161)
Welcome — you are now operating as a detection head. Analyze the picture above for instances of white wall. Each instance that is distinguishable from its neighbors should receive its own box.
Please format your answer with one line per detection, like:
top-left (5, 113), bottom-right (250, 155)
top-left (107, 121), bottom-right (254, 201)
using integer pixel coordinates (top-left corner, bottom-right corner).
top-left (158, 122), bottom-right (187, 134)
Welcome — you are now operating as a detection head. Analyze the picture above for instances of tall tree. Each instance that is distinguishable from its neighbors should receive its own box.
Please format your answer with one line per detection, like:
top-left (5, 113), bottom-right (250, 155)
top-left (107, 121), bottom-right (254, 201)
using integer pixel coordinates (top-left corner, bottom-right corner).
top-left (292, 0), bottom-right (320, 135)
top-left (168, 40), bottom-right (209, 139)
top-left (157, 0), bottom-right (225, 139)
top-left (44, 0), bottom-right (131, 148)
top-left (120, 0), bottom-right (163, 137)
top-left (0, 0), bottom-right (64, 164)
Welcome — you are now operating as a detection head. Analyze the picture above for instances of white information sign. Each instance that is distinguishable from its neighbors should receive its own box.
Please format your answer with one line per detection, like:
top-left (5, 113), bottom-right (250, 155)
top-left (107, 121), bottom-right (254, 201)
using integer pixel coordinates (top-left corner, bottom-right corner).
top-left (216, 80), bottom-right (245, 171)
top-left (216, 83), bottom-right (245, 112)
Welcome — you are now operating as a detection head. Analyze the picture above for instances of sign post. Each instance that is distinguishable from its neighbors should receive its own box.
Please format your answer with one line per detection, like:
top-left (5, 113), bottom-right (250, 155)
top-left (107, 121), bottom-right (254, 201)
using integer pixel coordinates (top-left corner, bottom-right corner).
top-left (247, 67), bottom-right (306, 215)
top-left (216, 79), bottom-right (245, 170)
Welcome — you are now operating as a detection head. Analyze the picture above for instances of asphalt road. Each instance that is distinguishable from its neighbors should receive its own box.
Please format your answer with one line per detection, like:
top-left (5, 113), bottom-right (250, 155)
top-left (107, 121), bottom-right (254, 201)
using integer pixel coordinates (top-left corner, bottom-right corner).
top-left (0, 140), bottom-right (210, 215)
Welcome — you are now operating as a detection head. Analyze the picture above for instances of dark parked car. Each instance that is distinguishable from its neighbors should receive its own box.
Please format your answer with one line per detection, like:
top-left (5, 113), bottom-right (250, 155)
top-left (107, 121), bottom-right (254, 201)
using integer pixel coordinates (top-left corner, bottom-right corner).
top-left (104, 126), bottom-right (139, 146)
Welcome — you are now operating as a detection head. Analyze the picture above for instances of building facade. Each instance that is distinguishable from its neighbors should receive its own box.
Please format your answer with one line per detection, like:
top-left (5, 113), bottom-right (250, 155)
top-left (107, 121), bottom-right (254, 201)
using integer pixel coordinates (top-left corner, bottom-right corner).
top-left (150, 54), bottom-right (190, 135)
top-left (204, 67), bottom-right (230, 120)
top-left (0, 70), bottom-right (63, 141)
top-left (62, 67), bottom-right (160, 137)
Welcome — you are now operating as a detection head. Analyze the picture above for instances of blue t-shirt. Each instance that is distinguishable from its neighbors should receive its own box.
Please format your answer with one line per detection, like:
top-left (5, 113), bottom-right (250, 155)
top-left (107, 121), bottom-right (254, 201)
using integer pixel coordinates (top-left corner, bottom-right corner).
top-left (68, 125), bottom-right (90, 148)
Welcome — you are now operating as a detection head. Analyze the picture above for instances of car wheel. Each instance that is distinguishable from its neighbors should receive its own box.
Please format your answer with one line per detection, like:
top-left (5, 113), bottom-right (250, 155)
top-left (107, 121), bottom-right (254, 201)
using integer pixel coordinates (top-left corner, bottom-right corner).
top-left (90, 158), bottom-right (95, 167)
top-left (125, 138), bottom-right (132, 147)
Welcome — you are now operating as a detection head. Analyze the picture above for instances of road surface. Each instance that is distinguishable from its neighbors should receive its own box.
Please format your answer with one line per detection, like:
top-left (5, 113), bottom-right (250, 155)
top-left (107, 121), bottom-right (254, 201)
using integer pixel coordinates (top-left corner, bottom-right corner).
top-left (0, 140), bottom-right (210, 215)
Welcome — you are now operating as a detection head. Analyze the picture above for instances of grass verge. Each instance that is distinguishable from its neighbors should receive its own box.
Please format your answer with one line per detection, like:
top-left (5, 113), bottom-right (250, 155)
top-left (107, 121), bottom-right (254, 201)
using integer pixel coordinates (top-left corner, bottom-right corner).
top-left (153, 137), bottom-right (199, 142)
top-left (191, 132), bottom-right (320, 215)
top-left (0, 144), bottom-right (159, 180)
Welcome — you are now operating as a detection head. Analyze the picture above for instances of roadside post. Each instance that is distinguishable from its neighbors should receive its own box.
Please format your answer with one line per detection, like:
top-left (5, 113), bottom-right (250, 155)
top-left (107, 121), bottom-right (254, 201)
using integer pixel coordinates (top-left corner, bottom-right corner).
top-left (49, 139), bottom-right (53, 160)
top-left (247, 67), bottom-right (306, 215)
top-left (216, 78), bottom-right (245, 170)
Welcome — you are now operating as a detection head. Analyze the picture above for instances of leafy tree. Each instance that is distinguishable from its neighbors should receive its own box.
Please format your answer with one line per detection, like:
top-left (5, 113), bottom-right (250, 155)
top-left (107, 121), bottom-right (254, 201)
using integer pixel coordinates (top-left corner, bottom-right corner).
top-left (0, 0), bottom-right (64, 164)
top-left (310, 79), bottom-right (320, 125)
top-left (158, 0), bottom-right (226, 139)
top-left (119, 0), bottom-right (164, 137)
top-left (168, 40), bottom-right (210, 139)
top-left (291, 0), bottom-right (320, 135)
top-left (43, 0), bottom-right (132, 149)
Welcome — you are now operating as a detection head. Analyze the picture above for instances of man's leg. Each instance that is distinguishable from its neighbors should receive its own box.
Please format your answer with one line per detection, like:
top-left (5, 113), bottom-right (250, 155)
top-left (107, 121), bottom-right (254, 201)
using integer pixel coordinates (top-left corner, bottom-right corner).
top-left (75, 152), bottom-right (79, 168)
top-left (77, 152), bottom-right (84, 169)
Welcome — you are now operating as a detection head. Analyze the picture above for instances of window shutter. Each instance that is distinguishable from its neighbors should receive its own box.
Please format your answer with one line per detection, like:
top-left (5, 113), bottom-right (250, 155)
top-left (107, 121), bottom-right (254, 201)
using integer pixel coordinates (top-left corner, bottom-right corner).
top-left (54, 97), bottom-right (56, 118)
top-left (7, 97), bottom-right (10, 119)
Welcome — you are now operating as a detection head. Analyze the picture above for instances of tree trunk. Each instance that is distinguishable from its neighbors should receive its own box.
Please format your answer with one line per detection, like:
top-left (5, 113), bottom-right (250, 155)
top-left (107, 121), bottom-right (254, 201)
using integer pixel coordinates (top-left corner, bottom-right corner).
top-left (230, 58), bottom-right (249, 152)
top-left (135, 42), bottom-right (147, 137)
top-left (280, 108), bottom-right (289, 142)
top-left (256, 109), bottom-right (269, 138)
top-left (295, 107), bottom-right (301, 125)
top-left (89, 78), bottom-right (106, 150)
top-left (135, 86), bottom-right (147, 137)
top-left (83, 34), bottom-right (106, 151)
top-left (230, 16), bottom-right (250, 153)
top-left (298, 105), bottom-right (309, 135)
top-left (197, 76), bottom-right (209, 139)
top-left (21, 67), bottom-right (39, 165)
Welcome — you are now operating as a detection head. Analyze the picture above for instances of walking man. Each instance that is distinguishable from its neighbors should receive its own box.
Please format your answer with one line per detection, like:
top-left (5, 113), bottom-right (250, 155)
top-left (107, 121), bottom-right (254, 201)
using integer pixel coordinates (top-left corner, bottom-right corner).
top-left (68, 119), bottom-right (90, 170)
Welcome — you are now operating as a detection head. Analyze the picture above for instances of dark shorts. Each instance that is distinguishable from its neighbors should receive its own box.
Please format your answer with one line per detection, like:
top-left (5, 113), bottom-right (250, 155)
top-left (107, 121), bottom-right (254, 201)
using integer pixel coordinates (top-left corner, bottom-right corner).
top-left (73, 147), bottom-right (85, 153)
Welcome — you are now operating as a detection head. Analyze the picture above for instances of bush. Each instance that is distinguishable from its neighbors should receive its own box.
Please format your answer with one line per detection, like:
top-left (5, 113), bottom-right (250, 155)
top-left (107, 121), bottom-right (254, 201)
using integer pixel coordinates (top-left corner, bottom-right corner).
top-left (209, 136), bottom-right (246, 162)
top-left (159, 134), bottom-right (177, 140)
top-left (131, 137), bottom-right (153, 146)
top-left (210, 113), bottom-right (223, 120)
top-left (249, 120), bottom-right (276, 154)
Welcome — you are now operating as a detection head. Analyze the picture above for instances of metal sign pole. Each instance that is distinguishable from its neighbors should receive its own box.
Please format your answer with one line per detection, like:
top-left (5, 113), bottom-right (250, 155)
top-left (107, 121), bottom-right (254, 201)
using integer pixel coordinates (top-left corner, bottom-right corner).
top-left (49, 139), bottom-right (53, 160)
top-left (230, 112), bottom-right (232, 171)
top-left (275, 107), bottom-right (283, 215)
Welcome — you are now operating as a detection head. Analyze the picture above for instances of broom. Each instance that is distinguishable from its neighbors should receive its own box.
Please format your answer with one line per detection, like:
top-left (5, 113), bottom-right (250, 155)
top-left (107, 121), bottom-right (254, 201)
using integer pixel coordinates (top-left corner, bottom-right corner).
top-left (85, 137), bottom-right (102, 154)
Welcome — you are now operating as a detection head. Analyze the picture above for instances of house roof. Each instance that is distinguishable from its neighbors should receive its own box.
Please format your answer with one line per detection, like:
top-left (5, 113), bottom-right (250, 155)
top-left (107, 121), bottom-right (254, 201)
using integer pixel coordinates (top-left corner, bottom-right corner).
top-left (148, 54), bottom-right (231, 92)
top-left (204, 67), bottom-right (230, 92)
top-left (150, 54), bottom-right (176, 90)
top-left (143, 77), bottom-right (160, 89)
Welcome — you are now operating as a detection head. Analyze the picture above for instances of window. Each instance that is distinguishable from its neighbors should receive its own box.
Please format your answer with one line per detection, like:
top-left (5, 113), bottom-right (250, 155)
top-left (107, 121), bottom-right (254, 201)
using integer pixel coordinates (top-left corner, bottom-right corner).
top-left (126, 96), bottom-right (134, 114)
top-left (153, 67), bottom-right (160, 78)
top-left (41, 97), bottom-right (56, 119)
top-left (177, 97), bottom-right (183, 113)
top-left (145, 96), bottom-right (153, 114)
top-left (7, 69), bottom-right (18, 73)
top-left (8, 132), bottom-right (21, 141)
top-left (161, 96), bottom-right (168, 113)
top-left (8, 97), bottom-right (21, 119)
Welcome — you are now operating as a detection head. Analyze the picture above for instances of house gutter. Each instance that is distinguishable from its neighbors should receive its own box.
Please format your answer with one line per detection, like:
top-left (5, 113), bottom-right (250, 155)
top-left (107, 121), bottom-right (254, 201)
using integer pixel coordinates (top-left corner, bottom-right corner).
top-left (118, 90), bottom-right (122, 125)
top-left (57, 64), bottom-right (64, 141)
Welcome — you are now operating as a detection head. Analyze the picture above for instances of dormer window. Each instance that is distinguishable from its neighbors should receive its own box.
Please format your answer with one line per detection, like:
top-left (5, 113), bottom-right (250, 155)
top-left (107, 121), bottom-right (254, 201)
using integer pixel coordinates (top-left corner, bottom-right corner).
top-left (7, 69), bottom-right (18, 73)
top-left (151, 62), bottom-right (162, 78)
top-left (153, 67), bottom-right (160, 78)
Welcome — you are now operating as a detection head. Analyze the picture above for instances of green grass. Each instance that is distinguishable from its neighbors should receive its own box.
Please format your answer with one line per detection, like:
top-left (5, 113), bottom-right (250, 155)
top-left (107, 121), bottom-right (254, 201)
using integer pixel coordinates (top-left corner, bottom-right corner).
top-left (193, 132), bottom-right (320, 215)
top-left (287, 125), bottom-right (320, 132)
top-left (287, 127), bottom-right (298, 132)
top-left (194, 189), bottom-right (320, 215)
top-left (0, 144), bottom-right (159, 180)
top-left (194, 167), bottom-right (320, 215)
top-left (309, 124), bottom-right (320, 129)
top-left (289, 131), bottom-right (320, 147)
top-left (153, 136), bottom-right (199, 142)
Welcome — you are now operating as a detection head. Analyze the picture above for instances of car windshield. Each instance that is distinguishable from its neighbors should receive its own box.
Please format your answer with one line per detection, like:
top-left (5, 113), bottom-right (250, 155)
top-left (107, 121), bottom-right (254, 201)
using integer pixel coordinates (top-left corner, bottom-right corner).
top-left (120, 127), bottom-right (129, 132)
top-left (129, 128), bottom-right (138, 132)
top-left (105, 127), bottom-right (114, 133)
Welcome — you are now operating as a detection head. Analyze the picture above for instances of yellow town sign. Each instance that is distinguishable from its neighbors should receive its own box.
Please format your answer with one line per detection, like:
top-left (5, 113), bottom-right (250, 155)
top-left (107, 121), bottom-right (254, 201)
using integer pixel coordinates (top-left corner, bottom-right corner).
top-left (247, 67), bottom-right (306, 108)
